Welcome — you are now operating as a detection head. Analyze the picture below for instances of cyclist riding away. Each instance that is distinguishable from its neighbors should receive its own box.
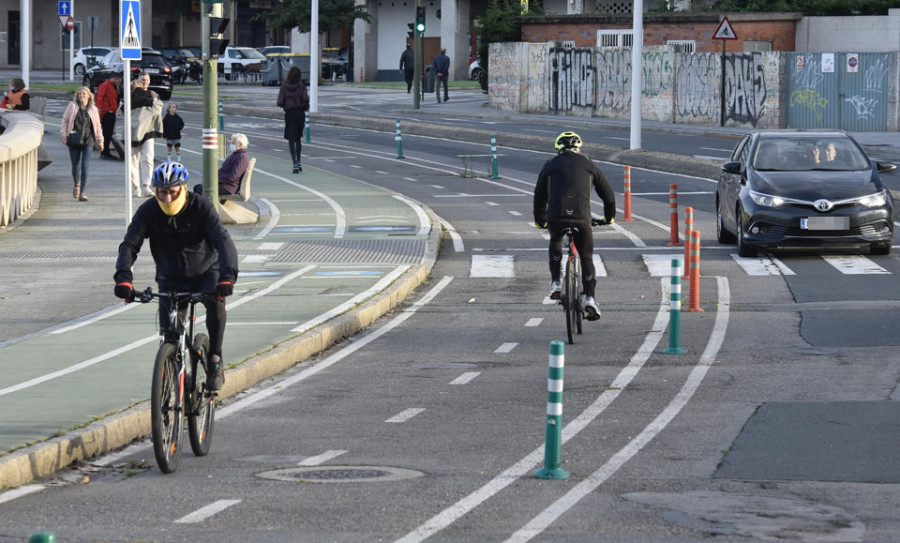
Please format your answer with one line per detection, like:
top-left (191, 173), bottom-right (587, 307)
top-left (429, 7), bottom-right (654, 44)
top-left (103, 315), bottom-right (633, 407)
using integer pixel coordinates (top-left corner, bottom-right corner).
top-left (114, 161), bottom-right (239, 390)
top-left (533, 131), bottom-right (616, 320)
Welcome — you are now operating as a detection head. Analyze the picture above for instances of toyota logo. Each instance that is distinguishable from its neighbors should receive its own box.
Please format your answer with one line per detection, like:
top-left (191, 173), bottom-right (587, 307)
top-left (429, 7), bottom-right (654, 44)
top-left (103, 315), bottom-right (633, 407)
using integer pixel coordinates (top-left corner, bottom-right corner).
top-left (814, 199), bottom-right (833, 212)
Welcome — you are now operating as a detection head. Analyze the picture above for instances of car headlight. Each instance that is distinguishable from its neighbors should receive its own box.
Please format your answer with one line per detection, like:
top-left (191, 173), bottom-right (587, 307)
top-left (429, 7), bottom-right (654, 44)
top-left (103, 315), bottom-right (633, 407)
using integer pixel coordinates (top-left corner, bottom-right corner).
top-left (855, 191), bottom-right (888, 208)
top-left (749, 190), bottom-right (786, 207)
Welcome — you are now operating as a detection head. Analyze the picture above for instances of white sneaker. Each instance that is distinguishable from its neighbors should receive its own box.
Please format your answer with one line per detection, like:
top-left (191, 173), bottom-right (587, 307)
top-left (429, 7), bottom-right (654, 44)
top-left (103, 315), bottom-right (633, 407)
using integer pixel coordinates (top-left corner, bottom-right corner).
top-left (141, 187), bottom-right (154, 197)
top-left (584, 296), bottom-right (600, 320)
top-left (548, 281), bottom-right (561, 300)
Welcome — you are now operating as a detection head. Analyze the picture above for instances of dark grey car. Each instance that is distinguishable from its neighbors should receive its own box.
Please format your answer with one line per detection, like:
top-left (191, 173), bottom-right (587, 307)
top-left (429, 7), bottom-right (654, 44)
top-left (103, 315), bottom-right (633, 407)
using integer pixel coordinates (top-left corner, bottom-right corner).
top-left (83, 48), bottom-right (174, 100)
top-left (716, 131), bottom-right (897, 257)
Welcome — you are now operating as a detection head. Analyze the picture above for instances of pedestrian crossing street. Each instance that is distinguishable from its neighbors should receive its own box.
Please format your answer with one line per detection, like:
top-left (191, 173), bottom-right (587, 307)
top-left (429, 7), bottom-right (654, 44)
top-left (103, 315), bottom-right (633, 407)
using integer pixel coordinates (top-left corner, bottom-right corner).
top-left (469, 252), bottom-right (893, 278)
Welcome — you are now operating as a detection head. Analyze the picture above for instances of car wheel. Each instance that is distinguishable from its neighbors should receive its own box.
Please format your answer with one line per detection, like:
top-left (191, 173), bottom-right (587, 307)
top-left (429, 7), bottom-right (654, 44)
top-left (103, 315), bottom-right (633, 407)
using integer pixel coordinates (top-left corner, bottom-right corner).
top-left (74, 64), bottom-right (86, 76)
top-left (716, 197), bottom-right (736, 244)
top-left (736, 208), bottom-right (758, 258)
top-left (471, 67), bottom-right (485, 81)
top-left (871, 243), bottom-right (892, 255)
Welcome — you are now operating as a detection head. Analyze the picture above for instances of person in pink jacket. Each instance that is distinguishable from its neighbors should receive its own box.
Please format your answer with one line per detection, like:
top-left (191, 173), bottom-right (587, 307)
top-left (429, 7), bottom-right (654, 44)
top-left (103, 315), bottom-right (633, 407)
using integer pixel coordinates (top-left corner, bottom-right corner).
top-left (61, 86), bottom-right (104, 201)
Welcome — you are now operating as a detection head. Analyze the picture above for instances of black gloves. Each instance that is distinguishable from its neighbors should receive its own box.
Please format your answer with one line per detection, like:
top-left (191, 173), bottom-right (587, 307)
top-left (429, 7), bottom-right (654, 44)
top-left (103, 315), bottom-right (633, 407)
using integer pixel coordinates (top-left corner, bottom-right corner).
top-left (114, 282), bottom-right (134, 301)
top-left (215, 281), bottom-right (234, 300)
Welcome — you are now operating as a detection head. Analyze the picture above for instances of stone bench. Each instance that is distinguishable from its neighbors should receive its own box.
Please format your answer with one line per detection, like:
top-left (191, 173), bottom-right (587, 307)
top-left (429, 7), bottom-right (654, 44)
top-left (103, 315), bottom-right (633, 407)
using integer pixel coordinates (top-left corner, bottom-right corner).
top-left (218, 157), bottom-right (258, 225)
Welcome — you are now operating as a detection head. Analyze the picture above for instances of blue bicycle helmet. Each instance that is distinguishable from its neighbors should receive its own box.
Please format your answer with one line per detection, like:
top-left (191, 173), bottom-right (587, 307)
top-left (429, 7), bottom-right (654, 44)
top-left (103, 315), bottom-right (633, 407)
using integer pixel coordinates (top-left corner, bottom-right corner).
top-left (151, 161), bottom-right (190, 189)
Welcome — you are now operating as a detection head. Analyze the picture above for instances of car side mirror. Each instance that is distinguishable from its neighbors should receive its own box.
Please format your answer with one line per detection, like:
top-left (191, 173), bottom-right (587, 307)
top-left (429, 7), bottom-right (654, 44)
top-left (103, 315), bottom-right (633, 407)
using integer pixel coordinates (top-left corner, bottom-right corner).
top-left (876, 161), bottom-right (897, 174)
top-left (722, 161), bottom-right (741, 175)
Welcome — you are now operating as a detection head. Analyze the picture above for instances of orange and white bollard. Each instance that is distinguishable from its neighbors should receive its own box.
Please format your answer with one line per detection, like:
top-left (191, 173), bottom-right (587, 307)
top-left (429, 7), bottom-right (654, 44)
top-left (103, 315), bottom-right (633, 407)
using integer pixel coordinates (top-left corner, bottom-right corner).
top-left (686, 229), bottom-right (703, 312)
top-left (682, 206), bottom-right (693, 279)
top-left (667, 184), bottom-right (681, 246)
top-left (623, 166), bottom-right (634, 221)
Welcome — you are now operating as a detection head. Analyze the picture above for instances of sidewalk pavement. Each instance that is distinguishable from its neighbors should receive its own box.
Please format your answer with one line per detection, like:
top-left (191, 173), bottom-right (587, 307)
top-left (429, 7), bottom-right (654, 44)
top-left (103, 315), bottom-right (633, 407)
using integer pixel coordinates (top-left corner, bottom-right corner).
top-left (1, 80), bottom-right (898, 489)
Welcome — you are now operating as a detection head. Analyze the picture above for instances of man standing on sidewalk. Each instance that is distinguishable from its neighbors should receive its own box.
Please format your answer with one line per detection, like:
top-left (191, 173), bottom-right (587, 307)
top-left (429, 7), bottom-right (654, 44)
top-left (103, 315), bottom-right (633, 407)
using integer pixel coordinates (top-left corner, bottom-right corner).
top-left (399, 44), bottom-right (415, 93)
top-left (96, 74), bottom-right (122, 160)
top-left (432, 48), bottom-right (450, 103)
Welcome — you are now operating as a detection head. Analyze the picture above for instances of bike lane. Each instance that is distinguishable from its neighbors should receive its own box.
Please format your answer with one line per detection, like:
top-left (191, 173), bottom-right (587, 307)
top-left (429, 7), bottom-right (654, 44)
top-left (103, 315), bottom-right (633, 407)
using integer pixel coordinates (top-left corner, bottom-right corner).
top-left (0, 123), bottom-right (438, 488)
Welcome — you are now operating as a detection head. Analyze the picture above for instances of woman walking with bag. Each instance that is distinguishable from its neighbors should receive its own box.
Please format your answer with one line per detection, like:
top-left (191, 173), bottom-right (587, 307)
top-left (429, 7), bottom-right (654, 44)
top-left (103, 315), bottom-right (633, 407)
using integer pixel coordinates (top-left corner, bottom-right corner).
top-left (61, 86), bottom-right (104, 201)
top-left (276, 66), bottom-right (309, 173)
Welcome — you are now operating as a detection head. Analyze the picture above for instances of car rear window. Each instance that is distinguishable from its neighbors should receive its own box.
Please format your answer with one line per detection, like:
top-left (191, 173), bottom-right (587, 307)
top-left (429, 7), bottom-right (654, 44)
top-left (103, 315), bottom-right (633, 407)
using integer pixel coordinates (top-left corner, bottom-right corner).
top-left (143, 55), bottom-right (169, 68)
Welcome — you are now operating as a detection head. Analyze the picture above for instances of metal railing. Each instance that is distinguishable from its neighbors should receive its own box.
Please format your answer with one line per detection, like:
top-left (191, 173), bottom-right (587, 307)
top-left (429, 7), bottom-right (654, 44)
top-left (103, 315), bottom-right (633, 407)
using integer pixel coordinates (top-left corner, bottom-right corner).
top-left (0, 112), bottom-right (42, 228)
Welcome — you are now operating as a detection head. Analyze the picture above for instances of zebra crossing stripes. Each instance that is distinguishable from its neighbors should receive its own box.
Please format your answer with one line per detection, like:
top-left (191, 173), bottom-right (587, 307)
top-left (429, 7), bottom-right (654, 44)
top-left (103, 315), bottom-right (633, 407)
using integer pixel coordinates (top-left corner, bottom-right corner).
top-left (468, 254), bottom-right (607, 278)
top-left (821, 255), bottom-right (889, 274)
top-left (729, 254), bottom-right (796, 276)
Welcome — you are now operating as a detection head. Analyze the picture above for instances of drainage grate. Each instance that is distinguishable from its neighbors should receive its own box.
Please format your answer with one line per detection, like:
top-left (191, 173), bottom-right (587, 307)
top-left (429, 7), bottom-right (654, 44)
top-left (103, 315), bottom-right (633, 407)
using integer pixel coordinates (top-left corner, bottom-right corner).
top-left (272, 239), bottom-right (425, 264)
top-left (256, 466), bottom-right (424, 484)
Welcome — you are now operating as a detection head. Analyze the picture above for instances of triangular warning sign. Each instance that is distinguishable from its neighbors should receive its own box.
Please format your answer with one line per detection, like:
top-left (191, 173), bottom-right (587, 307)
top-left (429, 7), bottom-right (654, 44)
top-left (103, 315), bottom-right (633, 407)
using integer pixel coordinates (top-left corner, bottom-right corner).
top-left (122, 4), bottom-right (141, 48)
top-left (713, 17), bottom-right (737, 40)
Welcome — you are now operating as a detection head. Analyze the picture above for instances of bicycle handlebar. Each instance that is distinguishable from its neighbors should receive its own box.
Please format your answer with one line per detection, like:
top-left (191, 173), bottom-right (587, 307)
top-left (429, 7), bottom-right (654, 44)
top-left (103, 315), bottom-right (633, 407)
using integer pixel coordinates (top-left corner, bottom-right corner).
top-left (131, 287), bottom-right (216, 304)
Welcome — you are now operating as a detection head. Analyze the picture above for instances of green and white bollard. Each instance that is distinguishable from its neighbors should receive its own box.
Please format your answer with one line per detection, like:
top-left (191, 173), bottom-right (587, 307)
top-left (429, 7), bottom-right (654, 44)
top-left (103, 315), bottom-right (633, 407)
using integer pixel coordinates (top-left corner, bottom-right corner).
top-left (490, 135), bottom-right (500, 179)
top-left (29, 533), bottom-right (56, 543)
top-left (395, 120), bottom-right (405, 159)
top-left (305, 111), bottom-right (311, 143)
top-left (535, 340), bottom-right (570, 479)
top-left (663, 258), bottom-right (687, 354)
top-left (217, 99), bottom-right (224, 131)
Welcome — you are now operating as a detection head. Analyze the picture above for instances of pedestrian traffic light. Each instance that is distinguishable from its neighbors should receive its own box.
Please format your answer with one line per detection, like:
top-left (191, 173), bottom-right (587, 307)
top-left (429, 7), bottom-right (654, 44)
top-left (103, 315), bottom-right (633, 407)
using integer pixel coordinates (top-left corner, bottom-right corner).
top-left (408, 23), bottom-right (414, 39)
top-left (209, 16), bottom-right (229, 57)
top-left (415, 6), bottom-right (426, 33)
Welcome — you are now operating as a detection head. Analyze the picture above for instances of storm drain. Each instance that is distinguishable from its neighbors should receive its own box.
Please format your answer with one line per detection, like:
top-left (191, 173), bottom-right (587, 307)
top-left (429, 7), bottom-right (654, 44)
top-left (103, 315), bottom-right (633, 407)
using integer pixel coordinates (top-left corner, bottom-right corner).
top-left (256, 466), bottom-right (424, 484)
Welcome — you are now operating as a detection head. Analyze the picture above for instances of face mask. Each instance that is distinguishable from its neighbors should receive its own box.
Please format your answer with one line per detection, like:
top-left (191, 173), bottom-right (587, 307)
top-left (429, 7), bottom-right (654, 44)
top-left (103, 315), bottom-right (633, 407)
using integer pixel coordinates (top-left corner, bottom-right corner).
top-left (229, 144), bottom-right (237, 153)
top-left (155, 187), bottom-right (187, 216)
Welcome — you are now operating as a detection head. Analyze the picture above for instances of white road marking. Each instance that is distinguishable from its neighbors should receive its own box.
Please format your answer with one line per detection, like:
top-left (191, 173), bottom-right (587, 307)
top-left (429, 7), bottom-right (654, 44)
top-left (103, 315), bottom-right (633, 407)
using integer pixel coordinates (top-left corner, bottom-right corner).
top-left (298, 450), bottom-right (348, 466)
top-left (255, 166), bottom-right (347, 238)
top-left (0, 485), bottom-right (44, 504)
top-left (506, 278), bottom-right (730, 542)
top-left (253, 197), bottom-right (280, 241)
top-left (450, 372), bottom-right (480, 385)
top-left (730, 254), bottom-right (796, 275)
top-left (241, 255), bottom-right (268, 264)
top-left (257, 242), bottom-right (283, 251)
top-left (494, 342), bottom-right (518, 353)
top-left (393, 282), bottom-right (674, 543)
top-left (436, 214), bottom-right (464, 252)
top-left (386, 408), bottom-right (425, 423)
top-left (642, 254), bottom-right (682, 277)
top-left (593, 254), bottom-right (607, 277)
top-left (525, 318), bottom-right (543, 327)
top-left (822, 255), bottom-right (889, 274)
top-left (175, 500), bottom-right (242, 524)
top-left (470, 255), bottom-right (515, 277)
top-left (392, 194), bottom-right (431, 236)
top-left (508, 210), bottom-right (522, 216)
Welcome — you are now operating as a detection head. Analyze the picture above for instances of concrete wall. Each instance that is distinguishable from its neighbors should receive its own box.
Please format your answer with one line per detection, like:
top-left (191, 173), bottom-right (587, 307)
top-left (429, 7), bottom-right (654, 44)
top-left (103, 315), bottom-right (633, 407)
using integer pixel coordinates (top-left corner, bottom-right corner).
top-left (796, 9), bottom-right (900, 53)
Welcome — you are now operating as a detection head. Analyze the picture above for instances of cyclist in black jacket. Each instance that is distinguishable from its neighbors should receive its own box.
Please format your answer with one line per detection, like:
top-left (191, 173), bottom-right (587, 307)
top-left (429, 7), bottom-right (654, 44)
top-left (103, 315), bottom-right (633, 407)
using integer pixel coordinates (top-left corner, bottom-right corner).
top-left (114, 162), bottom-right (239, 390)
top-left (534, 131), bottom-right (616, 320)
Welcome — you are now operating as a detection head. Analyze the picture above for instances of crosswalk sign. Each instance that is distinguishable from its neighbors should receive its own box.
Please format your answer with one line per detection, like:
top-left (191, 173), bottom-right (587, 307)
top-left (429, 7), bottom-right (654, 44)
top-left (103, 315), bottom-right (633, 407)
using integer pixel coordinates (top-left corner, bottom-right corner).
top-left (121, 0), bottom-right (142, 60)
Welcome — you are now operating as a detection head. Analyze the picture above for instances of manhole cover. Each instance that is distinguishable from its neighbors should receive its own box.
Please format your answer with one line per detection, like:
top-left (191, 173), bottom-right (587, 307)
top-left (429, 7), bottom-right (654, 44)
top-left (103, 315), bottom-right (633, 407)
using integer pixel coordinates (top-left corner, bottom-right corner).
top-left (256, 466), bottom-right (424, 484)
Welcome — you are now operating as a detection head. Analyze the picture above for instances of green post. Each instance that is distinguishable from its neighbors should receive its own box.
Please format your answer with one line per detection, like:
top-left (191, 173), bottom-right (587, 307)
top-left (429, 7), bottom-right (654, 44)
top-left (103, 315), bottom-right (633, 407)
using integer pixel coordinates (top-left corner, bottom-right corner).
top-left (29, 533), bottom-right (56, 543)
top-left (535, 341), bottom-right (570, 479)
top-left (395, 120), bottom-right (405, 159)
top-left (663, 258), bottom-right (687, 354)
top-left (304, 111), bottom-right (311, 143)
top-left (490, 135), bottom-right (500, 179)
top-left (201, 3), bottom-right (221, 208)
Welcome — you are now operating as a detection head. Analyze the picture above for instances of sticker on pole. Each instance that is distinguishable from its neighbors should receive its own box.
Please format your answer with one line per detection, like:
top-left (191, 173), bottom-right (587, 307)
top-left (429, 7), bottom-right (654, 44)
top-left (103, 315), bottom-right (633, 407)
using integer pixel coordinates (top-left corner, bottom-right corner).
top-left (120, 0), bottom-right (142, 60)
top-left (712, 17), bottom-right (737, 40)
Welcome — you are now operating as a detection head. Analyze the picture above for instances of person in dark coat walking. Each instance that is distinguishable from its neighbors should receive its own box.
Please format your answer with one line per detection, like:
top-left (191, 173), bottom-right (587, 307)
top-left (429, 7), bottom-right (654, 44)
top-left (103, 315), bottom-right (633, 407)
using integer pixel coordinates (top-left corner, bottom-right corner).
top-left (276, 66), bottom-right (310, 173)
top-left (399, 44), bottom-right (415, 93)
top-left (432, 48), bottom-right (450, 103)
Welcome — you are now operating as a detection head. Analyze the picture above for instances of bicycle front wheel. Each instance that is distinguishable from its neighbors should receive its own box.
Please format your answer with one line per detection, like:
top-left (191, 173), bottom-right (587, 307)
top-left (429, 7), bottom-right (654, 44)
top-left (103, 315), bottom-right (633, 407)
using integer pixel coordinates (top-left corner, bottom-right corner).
top-left (188, 333), bottom-right (216, 457)
top-left (151, 343), bottom-right (185, 474)
top-left (564, 257), bottom-right (577, 344)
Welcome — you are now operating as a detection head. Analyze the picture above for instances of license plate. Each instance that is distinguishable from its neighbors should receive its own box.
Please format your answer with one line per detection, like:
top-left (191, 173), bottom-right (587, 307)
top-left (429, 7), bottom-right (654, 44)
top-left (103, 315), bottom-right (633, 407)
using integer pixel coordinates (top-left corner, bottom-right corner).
top-left (145, 68), bottom-right (159, 74)
top-left (801, 216), bottom-right (849, 230)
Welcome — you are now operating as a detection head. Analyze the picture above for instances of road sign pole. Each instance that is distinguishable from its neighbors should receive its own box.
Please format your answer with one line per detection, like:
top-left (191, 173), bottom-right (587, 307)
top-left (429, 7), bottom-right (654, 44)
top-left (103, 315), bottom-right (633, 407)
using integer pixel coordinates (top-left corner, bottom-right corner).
top-left (69, 0), bottom-right (75, 81)
top-left (124, 59), bottom-right (132, 224)
top-left (202, 3), bottom-right (221, 208)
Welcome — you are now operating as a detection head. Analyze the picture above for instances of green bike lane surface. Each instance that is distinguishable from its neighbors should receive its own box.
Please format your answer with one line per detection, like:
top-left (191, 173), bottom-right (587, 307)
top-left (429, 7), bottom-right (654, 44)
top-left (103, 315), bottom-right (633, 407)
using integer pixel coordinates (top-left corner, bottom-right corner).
top-left (0, 129), bottom-right (438, 488)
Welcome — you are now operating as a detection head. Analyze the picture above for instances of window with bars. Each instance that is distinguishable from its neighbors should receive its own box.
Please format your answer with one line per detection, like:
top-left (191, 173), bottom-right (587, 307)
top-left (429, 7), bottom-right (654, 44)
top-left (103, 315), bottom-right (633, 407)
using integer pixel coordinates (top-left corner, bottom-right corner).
top-left (596, 30), bottom-right (633, 48)
top-left (743, 41), bottom-right (772, 52)
top-left (667, 40), bottom-right (696, 53)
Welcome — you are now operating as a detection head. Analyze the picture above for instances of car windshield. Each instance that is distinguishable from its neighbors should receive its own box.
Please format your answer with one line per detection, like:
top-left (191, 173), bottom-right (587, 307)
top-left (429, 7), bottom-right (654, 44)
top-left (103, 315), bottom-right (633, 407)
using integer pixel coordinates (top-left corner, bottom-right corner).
top-left (240, 49), bottom-right (267, 60)
top-left (752, 137), bottom-right (870, 172)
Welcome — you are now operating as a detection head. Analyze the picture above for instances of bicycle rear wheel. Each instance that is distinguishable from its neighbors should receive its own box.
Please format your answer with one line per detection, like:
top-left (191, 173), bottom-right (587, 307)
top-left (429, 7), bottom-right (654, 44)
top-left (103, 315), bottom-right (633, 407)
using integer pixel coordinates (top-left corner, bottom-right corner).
top-left (564, 256), bottom-right (577, 344)
top-left (151, 343), bottom-right (185, 474)
top-left (188, 333), bottom-right (216, 457)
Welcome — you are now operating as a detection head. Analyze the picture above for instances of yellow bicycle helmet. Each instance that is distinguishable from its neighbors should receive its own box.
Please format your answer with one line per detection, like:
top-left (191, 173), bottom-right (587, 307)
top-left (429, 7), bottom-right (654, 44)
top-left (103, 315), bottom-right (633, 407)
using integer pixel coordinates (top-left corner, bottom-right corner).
top-left (554, 131), bottom-right (583, 151)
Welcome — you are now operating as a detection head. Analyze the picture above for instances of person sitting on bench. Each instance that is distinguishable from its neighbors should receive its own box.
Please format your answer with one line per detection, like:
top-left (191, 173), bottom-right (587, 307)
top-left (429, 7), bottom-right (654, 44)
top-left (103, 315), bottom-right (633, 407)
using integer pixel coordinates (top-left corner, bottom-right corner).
top-left (219, 133), bottom-right (250, 196)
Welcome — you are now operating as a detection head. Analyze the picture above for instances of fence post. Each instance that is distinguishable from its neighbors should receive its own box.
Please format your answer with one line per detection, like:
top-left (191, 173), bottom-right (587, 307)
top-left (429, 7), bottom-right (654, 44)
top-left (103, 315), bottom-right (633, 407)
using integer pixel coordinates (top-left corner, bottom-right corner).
top-left (490, 135), bottom-right (500, 179)
top-left (395, 120), bottom-right (404, 159)
top-left (623, 166), bottom-right (634, 221)
top-left (664, 258), bottom-right (687, 354)
top-left (668, 184), bottom-right (681, 246)
top-left (535, 340), bottom-right (570, 480)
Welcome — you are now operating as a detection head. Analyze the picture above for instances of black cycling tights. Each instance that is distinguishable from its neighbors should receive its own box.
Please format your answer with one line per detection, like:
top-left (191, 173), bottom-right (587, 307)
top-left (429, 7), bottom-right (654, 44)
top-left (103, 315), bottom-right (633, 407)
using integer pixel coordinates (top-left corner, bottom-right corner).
top-left (158, 272), bottom-right (227, 358)
top-left (548, 220), bottom-right (597, 298)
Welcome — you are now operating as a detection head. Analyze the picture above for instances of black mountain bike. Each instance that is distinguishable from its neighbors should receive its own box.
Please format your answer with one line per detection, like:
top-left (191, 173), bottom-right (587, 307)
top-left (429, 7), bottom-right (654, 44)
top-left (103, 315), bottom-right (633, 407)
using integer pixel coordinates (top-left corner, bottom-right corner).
top-left (132, 288), bottom-right (217, 474)
top-left (558, 219), bottom-right (609, 344)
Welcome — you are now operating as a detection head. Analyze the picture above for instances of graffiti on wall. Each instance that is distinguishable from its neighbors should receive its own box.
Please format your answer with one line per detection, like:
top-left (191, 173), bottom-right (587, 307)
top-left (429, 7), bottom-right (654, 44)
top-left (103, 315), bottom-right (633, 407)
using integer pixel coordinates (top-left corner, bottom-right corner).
top-left (845, 57), bottom-right (888, 120)
top-left (675, 53), bottom-right (719, 122)
top-left (593, 48), bottom-right (631, 115)
top-left (724, 53), bottom-right (768, 126)
top-left (643, 51), bottom-right (672, 97)
top-left (789, 53), bottom-right (829, 122)
top-left (549, 47), bottom-right (595, 113)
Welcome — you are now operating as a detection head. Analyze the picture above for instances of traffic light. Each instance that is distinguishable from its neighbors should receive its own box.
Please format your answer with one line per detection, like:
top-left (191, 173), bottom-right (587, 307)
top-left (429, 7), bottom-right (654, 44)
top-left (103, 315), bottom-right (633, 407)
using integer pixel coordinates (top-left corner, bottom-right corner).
top-left (209, 16), bottom-right (229, 57)
top-left (415, 6), bottom-right (426, 33)
top-left (408, 23), bottom-right (414, 39)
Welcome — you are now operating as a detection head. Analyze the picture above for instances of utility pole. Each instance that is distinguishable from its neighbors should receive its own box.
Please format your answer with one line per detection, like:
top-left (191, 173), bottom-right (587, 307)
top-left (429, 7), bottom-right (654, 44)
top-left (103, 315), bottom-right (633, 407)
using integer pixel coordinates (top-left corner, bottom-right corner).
top-left (202, 0), bottom-right (229, 207)
top-left (413, 1), bottom-right (425, 109)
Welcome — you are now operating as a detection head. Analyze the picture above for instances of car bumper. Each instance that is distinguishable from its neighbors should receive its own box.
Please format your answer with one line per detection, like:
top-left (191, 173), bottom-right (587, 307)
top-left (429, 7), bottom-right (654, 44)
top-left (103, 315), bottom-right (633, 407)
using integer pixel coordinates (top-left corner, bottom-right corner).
top-left (741, 206), bottom-right (894, 249)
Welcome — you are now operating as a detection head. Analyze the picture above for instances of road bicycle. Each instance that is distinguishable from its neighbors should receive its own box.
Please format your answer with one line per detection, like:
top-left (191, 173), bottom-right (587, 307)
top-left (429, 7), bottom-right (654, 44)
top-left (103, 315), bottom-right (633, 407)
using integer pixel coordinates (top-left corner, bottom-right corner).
top-left (132, 288), bottom-right (217, 473)
top-left (557, 218), bottom-right (609, 344)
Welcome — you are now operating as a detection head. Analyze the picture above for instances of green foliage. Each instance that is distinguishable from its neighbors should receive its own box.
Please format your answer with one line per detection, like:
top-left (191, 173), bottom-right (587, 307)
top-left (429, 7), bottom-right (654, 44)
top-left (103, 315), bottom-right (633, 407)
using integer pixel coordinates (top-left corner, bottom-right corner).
top-left (709, 0), bottom-right (900, 15)
top-left (257, 0), bottom-right (371, 34)
top-left (476, 0), bottom-right (542, 90)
